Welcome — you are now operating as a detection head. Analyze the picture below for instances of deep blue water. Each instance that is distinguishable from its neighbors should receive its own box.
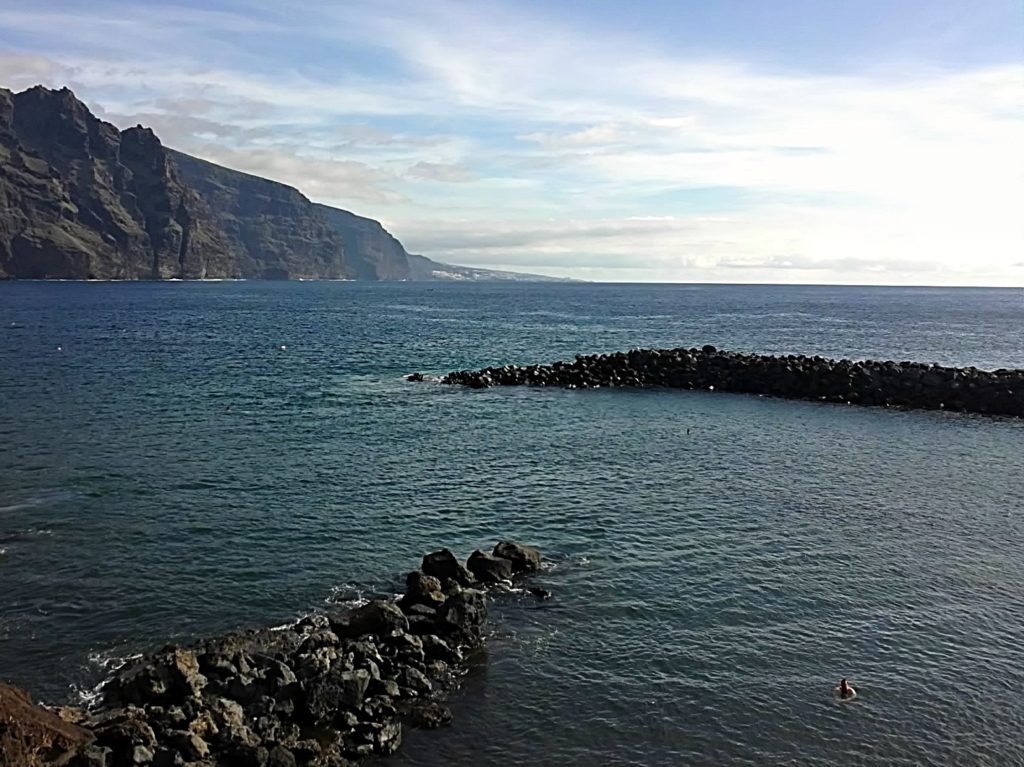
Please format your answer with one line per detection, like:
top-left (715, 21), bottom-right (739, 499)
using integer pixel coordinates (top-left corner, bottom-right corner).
top-left (1, 282), bottom-right (1023, 766)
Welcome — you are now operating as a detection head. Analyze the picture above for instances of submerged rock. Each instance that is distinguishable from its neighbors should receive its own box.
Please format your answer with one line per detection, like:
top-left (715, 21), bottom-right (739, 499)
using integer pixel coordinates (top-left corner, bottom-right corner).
top-left (405, 701), bottom-right (453, 730)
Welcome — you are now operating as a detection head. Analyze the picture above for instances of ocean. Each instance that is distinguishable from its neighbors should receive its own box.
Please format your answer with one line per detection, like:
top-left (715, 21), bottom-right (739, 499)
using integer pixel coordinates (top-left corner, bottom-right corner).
top-left (1, 281), bottom-right (1022, 766)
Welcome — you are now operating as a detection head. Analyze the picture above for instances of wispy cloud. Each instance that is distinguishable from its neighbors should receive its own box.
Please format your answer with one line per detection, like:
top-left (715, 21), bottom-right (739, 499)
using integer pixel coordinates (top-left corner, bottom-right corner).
top-left (406, 161), bottom-right (475, 183)
top-left (0, 0), bottom-right (1021, 284)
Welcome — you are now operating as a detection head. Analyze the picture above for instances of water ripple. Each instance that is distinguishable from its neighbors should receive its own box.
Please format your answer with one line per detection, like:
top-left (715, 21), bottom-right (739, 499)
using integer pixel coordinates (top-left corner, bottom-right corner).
top-left (1, 282), bottom-right (1022, 766)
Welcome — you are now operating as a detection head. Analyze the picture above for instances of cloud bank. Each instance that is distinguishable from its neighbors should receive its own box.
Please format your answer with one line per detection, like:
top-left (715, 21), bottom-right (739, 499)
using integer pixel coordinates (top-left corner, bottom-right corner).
top-left (0, 0), bottom-right (1021, 285)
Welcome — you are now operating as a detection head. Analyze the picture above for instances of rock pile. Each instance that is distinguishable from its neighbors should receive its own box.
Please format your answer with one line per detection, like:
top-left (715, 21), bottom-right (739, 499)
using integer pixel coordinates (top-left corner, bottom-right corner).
top-left (1, 541), bottom-right (544, 767)
top-left (435, 346), bottom-right (1023, 417)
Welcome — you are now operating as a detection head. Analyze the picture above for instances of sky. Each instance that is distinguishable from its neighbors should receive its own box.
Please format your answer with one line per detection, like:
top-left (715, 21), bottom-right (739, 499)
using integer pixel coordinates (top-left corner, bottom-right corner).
top-left (1, 0), bottom-right (1022, 285)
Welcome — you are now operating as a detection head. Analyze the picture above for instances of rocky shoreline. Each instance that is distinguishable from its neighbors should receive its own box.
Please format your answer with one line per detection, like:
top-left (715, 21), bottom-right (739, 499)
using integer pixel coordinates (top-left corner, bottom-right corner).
top-left (0, 542), bottom-right (544, 767)
top-left (422, 346), bottom-right (1023, 417)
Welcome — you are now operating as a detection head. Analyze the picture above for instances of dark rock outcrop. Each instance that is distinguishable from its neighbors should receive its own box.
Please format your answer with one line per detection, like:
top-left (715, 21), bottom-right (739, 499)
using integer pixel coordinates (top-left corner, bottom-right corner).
top-left (420, 549), bottom-right (475, 587)
top-left (438, 347), bottom-right (1024, 418)
top-left (1, 542), bottom-right (545, 767)
top-left (493, 541), bottom-right (543, 575)
top-left (466, 549), bottom-right (514, 584)
top-left (398, 571), bottom-right (446, 612)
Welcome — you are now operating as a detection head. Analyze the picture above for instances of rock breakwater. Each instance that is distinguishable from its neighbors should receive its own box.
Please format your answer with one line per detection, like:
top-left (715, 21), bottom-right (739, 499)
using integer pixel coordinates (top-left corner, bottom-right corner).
top-left (435, 347), bottom-right (1023, 417)
top-left (1, 541), bottom-right (544, 767)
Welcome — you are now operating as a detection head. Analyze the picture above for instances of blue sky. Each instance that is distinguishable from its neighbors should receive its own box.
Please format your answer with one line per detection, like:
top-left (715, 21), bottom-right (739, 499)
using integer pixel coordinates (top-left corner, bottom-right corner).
top-left (1, 0), bottom-right (1022, 284)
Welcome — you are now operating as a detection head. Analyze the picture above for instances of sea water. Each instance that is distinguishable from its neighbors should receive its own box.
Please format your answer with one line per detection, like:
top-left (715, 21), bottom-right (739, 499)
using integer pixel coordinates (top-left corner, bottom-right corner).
top-left (1, 282), bottom-right (1022, 765)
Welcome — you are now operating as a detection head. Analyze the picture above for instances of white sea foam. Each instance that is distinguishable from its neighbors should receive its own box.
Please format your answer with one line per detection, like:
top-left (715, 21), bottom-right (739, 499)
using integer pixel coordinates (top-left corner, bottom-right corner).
top-left (73, 651), bottom-right (144, 708)
top-left (325, 583), bottom-right (371, 608)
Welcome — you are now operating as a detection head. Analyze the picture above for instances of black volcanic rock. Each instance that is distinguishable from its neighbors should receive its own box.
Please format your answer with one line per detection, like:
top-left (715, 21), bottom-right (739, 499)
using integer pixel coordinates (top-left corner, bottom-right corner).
top-left (0, 541), bottom-right (547, 767)
top-left (438, 347), bottom-right (1024, 418)
top-left (466, 549), bottom-right (513, 583)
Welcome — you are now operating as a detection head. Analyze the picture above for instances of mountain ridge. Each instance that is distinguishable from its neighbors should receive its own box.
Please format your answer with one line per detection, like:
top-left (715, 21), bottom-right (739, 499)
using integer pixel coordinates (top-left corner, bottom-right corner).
top-left (0, 84), bottom-right (565, 282)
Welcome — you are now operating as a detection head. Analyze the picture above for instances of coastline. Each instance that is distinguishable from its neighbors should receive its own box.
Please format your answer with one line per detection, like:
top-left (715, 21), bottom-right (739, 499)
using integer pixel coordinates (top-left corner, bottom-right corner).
top-left (0, 542), bottom-right (545, 767)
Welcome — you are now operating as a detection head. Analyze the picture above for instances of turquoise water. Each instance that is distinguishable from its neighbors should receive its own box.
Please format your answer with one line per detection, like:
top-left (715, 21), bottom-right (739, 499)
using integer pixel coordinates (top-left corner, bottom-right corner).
top-left (1, 282), bottom-right (1022, 765)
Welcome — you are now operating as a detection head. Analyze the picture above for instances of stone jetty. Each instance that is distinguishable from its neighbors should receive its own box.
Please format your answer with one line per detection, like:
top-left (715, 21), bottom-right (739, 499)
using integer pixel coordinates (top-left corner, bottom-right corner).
top-left (434, 346), bottom-right (1023, 417)
top-left (0, 541), bottom-right (544, 767)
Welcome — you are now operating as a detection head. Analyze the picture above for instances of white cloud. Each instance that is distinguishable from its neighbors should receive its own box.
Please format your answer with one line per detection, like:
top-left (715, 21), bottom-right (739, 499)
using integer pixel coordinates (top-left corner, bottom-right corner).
top-left (0, 0), bottom-right (1021, 284)
top-left (183, 144), bottom-right (406, 205)
top-left (406, 161), bottom-right (475, 183)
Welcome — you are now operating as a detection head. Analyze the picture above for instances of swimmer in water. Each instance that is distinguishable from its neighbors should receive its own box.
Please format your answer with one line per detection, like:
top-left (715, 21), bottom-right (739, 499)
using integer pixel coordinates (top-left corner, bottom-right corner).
top-left (836, 678), bottom-right (856, 699)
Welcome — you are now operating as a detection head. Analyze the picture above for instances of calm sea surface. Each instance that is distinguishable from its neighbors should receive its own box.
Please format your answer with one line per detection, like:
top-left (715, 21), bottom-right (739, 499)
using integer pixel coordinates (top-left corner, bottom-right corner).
top-left (1, 282), bottom-right (1022, 766)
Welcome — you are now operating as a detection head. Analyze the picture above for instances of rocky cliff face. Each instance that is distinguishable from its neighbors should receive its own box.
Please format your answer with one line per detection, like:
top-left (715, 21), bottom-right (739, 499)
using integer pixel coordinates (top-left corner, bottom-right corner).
top-left (169, 152), bottom-right (355, 280)
top-left (0, 85), bottom-right (413, 281)
top-left (313, 204), bottom-right (411, 280)
top-left (0, 84), bottom-right (557, 282)
top-left (0, 86), bottom-right (236, 279)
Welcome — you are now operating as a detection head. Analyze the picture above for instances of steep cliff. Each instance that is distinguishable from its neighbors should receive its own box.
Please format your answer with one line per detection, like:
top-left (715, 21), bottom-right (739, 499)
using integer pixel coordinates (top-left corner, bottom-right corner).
top-left (0, 86), bottom-right (235, 279)
top-left (0, 85), bottom-right (391, 280)
top-left (313, 204), bottom-right (411, 280)
top-left (169, 151), bottom-right (353, 280)
top-left (0, 84), bottom-right (560, 282)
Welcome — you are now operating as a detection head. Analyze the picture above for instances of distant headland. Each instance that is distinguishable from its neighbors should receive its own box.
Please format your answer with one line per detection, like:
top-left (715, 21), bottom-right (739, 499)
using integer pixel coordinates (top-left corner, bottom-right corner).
top-left (0, 85), bottom-right (566, 283)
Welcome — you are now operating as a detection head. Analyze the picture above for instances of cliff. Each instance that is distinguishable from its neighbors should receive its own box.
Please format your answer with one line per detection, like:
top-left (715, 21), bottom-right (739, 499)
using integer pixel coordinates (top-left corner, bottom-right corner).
top-left (0, 84), bottom-right (559, 282)
top-left (312, 204), bottom-right (412, 280)
top-left (0, 86), bottom-right (235, 279)
top-left (170, 152), bottom-right (359, 280)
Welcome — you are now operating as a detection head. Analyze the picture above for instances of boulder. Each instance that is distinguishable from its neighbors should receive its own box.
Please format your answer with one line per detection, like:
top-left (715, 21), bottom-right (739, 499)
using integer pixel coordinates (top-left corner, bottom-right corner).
top-left (396, 668), bottom-right (432, 695)
top-left (329, 599), bottom-right (408, 639)
top-left (466, 550), bottom-right (513, 583)
top-left (303, 669), bottom-right (370, 723)
top-left (420, 634), bottom-right (460, 664)
top-left (266, 745), bottom-right (296, 767)
top-left (405, 701), bottom-right (453, 730)
top-left (209, 698), bottom-right (259, 750)
top-left (492, 541), bottom-right (542, 574)
top-left (436, 590), bottom-right (488, 646)
top-left (90, 711), bottom-right (158, 767)
top-left (373, 722), bottom-right (402, 755)
top-left (166, 731), bottom-right (209, 761)
top-left (398, 571), bottom-right (445, 612)
top-left (103, 648), bottom-right (207, 707)
top-left (420, 549), bottom-right (475, 586)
